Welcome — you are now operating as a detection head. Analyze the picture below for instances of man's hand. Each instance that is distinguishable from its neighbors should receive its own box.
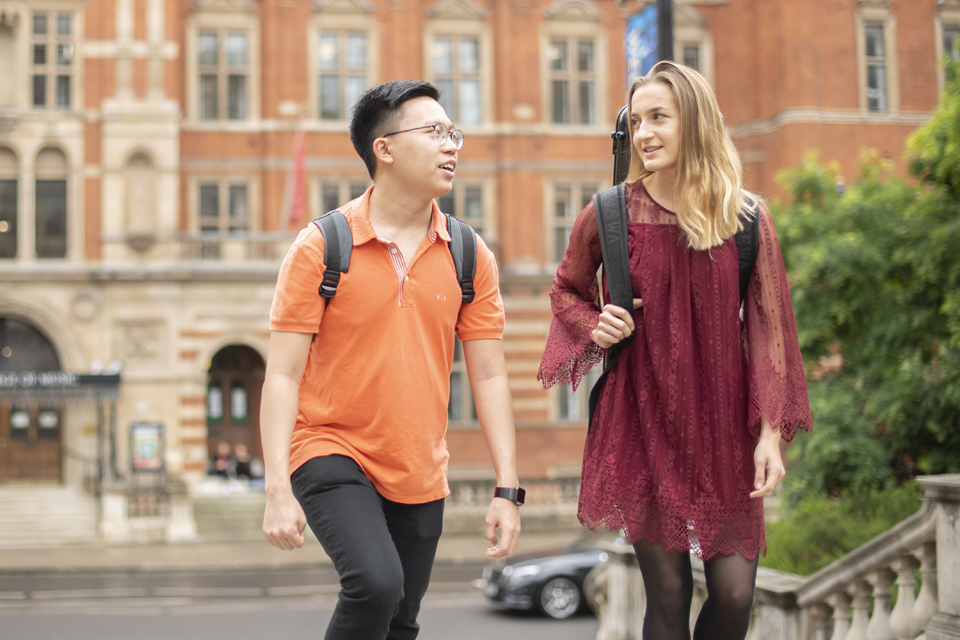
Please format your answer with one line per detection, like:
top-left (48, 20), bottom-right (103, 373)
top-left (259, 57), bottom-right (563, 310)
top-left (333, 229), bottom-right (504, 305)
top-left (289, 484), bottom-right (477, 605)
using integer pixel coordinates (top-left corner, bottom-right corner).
top-left (484, 498), bottom-right (521, 558)
top-left (591, 299), bottom-right (643, 349)
top-left (263, 488), bottom-right (307, 551)
top-left (749, 419), bottom-right (785, 499)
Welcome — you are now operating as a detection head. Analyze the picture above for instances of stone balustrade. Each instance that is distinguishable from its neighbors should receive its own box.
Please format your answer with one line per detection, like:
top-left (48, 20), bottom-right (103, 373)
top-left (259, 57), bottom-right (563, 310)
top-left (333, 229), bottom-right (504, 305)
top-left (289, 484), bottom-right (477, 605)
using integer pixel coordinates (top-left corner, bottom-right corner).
top-left (593, 475), bottom-right (960, 640)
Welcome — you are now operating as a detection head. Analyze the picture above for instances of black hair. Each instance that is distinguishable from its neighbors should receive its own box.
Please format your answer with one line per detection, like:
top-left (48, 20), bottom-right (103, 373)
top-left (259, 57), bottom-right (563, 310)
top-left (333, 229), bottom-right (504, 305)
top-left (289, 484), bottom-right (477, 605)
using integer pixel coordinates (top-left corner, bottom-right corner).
top-left (350, 80), bottom-right (441, 179)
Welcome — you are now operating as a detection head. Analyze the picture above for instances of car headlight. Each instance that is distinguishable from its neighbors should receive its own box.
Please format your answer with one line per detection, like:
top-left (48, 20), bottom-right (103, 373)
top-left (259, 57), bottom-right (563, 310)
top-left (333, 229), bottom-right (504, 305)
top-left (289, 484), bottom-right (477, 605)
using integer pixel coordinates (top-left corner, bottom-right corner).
top-left (504, 564), bottom-right (542, 586)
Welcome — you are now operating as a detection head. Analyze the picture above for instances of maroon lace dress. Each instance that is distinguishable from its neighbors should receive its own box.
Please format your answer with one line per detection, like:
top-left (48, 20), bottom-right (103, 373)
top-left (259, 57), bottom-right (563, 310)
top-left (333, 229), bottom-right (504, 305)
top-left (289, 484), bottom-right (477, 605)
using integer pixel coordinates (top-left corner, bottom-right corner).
top-left (538, 181), bottom-right (812, 561)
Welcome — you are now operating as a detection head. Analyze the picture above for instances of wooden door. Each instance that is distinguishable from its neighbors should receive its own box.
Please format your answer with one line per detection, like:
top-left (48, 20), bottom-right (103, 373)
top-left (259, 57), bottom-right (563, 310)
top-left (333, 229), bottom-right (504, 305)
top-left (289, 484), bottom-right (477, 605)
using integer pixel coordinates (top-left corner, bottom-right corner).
top-left (0, 401), bottom-right (62, 483)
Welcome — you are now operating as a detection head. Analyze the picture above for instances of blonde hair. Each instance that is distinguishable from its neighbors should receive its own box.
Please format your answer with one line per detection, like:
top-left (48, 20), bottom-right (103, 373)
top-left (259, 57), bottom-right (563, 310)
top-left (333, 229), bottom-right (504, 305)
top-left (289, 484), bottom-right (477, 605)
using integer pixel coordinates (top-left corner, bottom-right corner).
top-left (626, 60), bottom-right (757, 251)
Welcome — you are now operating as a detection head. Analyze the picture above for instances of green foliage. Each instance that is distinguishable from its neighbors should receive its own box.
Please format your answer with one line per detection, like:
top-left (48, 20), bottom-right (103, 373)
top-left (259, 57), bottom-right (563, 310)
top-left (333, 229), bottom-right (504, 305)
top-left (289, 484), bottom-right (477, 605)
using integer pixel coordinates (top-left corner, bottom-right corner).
top-left (773, 148), bottom-right (960, 484)
top-left (761, 483), bottom-right (923, 576)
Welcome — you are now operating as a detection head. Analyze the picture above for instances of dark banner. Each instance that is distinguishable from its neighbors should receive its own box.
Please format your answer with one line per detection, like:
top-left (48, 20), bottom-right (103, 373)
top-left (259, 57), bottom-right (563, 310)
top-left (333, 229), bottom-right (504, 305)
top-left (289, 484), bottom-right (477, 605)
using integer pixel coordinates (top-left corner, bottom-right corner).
top-left (0, 371), bottom-right (121, 400)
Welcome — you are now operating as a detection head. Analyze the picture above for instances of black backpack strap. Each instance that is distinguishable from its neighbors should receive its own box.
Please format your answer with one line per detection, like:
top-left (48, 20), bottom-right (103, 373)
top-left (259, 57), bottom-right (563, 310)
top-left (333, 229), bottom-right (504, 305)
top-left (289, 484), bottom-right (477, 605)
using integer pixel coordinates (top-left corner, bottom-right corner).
top-left (311, 210), bottom-right (353, 306)
top-left (446, 214), bottom-right (477, 304)
top-left (593, 183), bottom-right (633, 372)
top-left (733, 200), bottom-right (761, 304)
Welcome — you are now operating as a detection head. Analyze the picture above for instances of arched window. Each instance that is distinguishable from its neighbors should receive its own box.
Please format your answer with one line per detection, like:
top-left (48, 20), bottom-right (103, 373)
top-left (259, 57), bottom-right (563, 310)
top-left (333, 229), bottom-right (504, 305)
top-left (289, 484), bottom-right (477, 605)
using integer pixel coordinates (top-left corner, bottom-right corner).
top-left (35, 147), bottom-right (67, 259)
top-left (0, 316), bottom-right (61, 371)
top-left (206, 345), bottom-right (265, 465)
top-left (0, 147), bottom-right (17, 259)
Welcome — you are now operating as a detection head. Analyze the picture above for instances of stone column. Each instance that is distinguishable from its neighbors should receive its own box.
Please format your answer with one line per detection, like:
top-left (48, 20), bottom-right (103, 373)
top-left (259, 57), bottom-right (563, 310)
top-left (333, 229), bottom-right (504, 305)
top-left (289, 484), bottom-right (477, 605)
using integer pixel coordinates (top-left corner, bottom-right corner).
top-left (918, 475), bottom-right (960, 640)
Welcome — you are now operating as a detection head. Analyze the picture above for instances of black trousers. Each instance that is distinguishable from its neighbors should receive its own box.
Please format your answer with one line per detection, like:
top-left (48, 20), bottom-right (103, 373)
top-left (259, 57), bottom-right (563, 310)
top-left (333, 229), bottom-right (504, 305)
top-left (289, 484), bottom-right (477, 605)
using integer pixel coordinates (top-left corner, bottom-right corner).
top-left (291, 455), bottom-right (444, 640)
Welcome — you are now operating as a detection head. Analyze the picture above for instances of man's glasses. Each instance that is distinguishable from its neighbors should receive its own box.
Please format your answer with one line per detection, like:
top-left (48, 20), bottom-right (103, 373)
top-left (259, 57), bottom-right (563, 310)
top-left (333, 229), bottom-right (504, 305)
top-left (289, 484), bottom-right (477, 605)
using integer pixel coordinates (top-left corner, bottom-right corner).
top-left (381, 123), bottom-right (464, 150)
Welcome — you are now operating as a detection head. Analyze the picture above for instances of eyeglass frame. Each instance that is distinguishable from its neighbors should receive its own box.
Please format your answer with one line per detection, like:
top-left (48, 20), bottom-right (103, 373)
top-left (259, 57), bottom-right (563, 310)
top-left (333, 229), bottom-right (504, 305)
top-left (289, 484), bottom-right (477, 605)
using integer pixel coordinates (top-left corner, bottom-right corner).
top-left (380, 123), bottom-right (464, 149)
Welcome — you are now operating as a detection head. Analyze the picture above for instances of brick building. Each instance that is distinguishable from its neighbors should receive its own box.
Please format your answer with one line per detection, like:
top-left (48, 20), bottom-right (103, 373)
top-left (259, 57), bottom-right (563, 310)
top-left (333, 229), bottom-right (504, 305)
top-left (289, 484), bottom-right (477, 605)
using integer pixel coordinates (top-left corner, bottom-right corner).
top-left (0, 0), bottom-right (950, 542)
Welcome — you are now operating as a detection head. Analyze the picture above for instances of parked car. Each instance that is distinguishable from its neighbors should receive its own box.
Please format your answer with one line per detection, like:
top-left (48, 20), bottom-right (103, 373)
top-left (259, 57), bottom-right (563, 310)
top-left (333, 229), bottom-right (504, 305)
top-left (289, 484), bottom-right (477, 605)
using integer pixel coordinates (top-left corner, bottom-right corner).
top-left (474, 530), bottom-right (624, 620)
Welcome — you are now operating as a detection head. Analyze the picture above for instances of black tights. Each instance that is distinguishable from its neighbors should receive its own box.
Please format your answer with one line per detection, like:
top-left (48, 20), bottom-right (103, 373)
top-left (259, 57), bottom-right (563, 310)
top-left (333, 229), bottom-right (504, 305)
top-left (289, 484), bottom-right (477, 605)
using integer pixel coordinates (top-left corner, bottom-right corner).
top-left (633, 540), bottom-right (758, 640)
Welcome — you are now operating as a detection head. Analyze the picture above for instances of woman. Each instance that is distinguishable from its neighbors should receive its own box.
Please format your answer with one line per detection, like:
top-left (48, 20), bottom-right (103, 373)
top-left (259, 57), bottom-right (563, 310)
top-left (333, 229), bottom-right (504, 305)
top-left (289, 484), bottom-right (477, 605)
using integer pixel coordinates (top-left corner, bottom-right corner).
top-left (538, 61), bottom-right (812, 639)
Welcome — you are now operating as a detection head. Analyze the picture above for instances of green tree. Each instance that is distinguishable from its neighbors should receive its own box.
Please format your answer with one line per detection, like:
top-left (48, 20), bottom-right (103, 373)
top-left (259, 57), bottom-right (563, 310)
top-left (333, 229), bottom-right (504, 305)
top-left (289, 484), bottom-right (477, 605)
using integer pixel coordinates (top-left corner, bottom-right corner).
top-left (772, 54), bottom-right (960, 495)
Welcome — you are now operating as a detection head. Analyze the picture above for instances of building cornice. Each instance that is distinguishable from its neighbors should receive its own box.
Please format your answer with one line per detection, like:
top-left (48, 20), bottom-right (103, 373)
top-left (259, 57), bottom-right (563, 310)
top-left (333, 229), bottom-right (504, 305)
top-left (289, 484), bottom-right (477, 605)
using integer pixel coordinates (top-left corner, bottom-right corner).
top-left (728, 107), bottom-right (933, 140)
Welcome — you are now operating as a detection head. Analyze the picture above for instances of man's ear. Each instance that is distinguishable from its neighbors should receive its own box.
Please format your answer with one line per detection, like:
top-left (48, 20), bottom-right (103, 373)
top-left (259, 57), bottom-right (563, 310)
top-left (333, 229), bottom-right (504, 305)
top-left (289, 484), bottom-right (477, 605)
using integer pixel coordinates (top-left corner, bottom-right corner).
top-left (373, 137), bottom-right (395, 168)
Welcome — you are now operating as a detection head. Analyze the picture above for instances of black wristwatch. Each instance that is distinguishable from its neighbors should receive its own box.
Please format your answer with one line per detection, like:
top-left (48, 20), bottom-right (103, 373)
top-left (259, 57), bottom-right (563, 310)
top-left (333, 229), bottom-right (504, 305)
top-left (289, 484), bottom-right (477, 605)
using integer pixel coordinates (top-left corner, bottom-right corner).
top-left (493, 486), bottom-right (526, 506)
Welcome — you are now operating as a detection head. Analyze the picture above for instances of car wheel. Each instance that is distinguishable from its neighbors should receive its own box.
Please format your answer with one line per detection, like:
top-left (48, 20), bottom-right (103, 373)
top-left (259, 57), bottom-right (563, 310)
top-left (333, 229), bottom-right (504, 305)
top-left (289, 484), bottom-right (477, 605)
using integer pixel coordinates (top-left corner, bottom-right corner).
top-left (537, 576), bottom-right (582, 620)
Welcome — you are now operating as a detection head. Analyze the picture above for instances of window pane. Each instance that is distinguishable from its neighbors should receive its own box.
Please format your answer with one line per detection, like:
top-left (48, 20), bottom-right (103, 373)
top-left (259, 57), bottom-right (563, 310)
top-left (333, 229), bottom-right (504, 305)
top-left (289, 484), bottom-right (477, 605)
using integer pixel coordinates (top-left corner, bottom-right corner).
top-left (550, 40), bottom-right (568, 71)
top-left (200, 74), bottom-right (218, 120)
top-left (346, 33), bottom-right (367, 70)
top-left (464, 187), bottom-right (482, 221)
top-left (58, 14), bottom-right (71, 36)
top-left (57, 43), bottom-right (73, 66)
top-left (552, 79), bottom-right (569, 124)
top-left (578, 80), bottom-right (595, 124)
top-left (230, 383), bottom-right (248, 421)
top-left (581, 185), bottom-right (597, 211)
top-left (33, 14), bottom-right (47, 36)
top-left (35, 179), bottom-right (67, 259)
top-left (866, 24), bottom-right (885, 58)
top-left (33, 44), bottom-right (46, 66)
top-left (945, 27), bottom-right (960, 60)
top-left (56, 75), bottom-right (70, 108)
top-left (555, 226), bottom-right (571, 262)
top-left (437, 78), bottom-right (455, 120)
top-left (350, 183), bottom-right (367, 200)
top-left (319, 32), bottom-right (339, 69)
top-left (228, 185), bottom-right (248, 231)
top-left (459, 79), bottom-right (481, 126)
top-left (433, 36), bottom-right (454, 74)
top-left (227, 74), bottom-right (247, 120)
top-left (867, 64), bottom-right (887, 112)
top-left (555, 186), bottom-right (571, 219)
top-left (199, 32), bottom-right (218, 66)
top-left (320, 74), bottom-right (340, 120)
top-left (32, 75), bottom-right (46, 107)
top-left (38, 408), bottom-right (59, 440)
top-left (322, 184), bottom-right (340, 213)
top-left (10, 407), bottom-right (29, 440)
top-left (448, 371), bottom-right (462, 421)
top-left (438, 190), bottom-right (454, 214)
top-left (0, 180), bottom-right (17, 259)
top-left (577, 40), bottom-right (594, 73)
top-left (199, 184), bottom-right (219, 231)
top-left (226, 33), bottom-right (247, 67)
top-left (207, 384), bottom-right (223, 421)
top-left (345, 75), bottom-right (366, 118)
top-left (459, 37), bottom-right (479, 74)
top-left (683, 44), bottom-right (700, 71)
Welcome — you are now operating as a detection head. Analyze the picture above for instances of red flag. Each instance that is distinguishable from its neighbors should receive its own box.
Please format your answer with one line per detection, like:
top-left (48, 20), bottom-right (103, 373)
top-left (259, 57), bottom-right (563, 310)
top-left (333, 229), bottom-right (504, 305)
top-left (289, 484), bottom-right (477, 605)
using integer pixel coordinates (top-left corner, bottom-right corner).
top-left (289, 124), bottom-right (307, 224)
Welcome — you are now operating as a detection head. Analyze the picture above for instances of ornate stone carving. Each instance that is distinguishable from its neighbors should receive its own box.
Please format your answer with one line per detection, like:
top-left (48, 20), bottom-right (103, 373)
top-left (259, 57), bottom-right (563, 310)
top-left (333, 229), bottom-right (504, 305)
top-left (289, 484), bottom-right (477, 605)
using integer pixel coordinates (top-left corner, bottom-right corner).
top-left (116, 320), bottom-right (166, 361)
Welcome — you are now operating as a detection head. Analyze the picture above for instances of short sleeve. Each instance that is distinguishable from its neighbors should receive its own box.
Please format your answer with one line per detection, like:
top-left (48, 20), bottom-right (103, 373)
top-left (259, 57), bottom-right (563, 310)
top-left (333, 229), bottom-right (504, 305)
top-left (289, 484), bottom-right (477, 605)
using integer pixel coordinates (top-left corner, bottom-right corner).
top-left (744, 205), bottom-right (813, 442)
top-left (455, 234), bottom-right (505, 341)
top-left (270, 225), bottom-right (327, 334)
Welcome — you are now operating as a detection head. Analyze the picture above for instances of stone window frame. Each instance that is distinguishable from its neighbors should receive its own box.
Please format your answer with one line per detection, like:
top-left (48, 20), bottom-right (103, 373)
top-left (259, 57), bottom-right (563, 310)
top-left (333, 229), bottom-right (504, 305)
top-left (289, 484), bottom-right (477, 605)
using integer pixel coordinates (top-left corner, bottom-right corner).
top-left (307, 5), bottom-right (379, 128)
top-left (539, 0), bottom-right (609, 132)
top-left (673, 5), bottom-right (715, 87)
top-left (855, 3), bottom-right (899, 114)
top-left (422, 14), bottom-right (493, 130)
top-left (311, 175), bottom-right (371, 217)
top-left (28, 2), bottom-right (84, 112)
top-left (543, 177), bottom-right (604, 267)
top-left (436, 178), bottom-right (497, 249)
top-left (448, 337), bottom-right (478, 427)
top-left (935, 3), bottom-right (960, 90)
top-left (185, 5), bottom-right (261, 126)
top-left (187, 175), bottom-right (262, 235)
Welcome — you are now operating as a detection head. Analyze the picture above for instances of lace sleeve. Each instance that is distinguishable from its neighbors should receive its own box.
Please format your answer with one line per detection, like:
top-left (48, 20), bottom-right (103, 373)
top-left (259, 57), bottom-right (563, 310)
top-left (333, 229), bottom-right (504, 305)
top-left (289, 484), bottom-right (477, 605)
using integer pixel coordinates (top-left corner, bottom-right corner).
top-left (538, 200), bottom-right (606, 391)
top-left (744, 205), bottom-right (813, 442)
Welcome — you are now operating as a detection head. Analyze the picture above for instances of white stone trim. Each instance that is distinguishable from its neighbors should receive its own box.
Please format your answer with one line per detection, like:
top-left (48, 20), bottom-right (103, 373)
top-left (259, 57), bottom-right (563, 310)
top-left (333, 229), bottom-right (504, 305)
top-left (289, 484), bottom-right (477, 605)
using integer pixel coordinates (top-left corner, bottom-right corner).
top-left (422, 17), bottom-right (493, 128)
top-left (855, 5), bottom-right (899, 113)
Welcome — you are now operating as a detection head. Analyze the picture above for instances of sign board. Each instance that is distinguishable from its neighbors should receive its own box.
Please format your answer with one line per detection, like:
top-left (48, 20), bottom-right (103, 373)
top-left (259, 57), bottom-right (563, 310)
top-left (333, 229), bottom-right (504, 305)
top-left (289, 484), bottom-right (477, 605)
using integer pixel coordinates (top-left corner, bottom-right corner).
top-left (130, 422), bottom-right (164, 472)
top-left (625, 6), bottom-right (659, 83)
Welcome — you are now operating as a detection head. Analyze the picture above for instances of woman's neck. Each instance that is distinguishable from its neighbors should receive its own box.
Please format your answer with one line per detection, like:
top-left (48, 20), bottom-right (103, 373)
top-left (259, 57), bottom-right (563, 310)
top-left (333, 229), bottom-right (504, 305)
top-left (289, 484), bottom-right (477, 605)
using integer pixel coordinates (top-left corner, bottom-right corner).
top-left (642, 170), bottom-right (678, 212)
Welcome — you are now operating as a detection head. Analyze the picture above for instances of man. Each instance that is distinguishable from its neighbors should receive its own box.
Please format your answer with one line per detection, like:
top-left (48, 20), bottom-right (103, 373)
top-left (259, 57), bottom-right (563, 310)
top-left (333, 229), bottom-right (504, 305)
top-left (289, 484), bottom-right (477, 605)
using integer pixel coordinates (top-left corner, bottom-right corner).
top-left (261, 80), bottom-right (522, 640)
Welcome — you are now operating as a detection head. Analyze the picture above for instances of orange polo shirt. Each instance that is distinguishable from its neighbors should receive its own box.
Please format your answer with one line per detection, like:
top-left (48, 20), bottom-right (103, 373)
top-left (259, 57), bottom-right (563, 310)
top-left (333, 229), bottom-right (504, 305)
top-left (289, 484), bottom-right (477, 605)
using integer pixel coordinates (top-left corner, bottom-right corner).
top-left (270, 186), bottom-right (504, 504)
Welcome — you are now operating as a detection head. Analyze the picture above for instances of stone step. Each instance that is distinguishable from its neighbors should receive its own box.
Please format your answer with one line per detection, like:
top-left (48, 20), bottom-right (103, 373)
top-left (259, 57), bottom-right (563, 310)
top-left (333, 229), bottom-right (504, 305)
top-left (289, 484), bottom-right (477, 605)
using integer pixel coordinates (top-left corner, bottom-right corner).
top-left (0, 486), bottom-right (100, 547)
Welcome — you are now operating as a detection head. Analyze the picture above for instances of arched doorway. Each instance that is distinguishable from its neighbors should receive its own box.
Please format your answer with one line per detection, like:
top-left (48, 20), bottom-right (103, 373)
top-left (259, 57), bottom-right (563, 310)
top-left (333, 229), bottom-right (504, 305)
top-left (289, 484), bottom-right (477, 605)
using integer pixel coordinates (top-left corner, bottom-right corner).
top-left (0, 317), bottom-right (63, 482)
top-left (206, 345), bottom-right (265, 467)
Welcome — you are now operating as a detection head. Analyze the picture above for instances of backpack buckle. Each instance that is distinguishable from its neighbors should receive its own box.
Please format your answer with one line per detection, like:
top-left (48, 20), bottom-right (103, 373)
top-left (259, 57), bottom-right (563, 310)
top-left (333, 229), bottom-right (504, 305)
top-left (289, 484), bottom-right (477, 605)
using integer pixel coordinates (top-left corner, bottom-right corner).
top-left (319, 269), bottom-right (341, 299)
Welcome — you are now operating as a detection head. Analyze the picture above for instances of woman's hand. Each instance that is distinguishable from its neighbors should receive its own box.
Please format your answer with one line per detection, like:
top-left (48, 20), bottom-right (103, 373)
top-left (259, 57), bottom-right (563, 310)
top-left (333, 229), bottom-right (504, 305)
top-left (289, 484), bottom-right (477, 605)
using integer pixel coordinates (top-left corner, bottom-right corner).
top-left (750, 418), bottom-right (785, 499)
top-left (591, 299), bottom-right (644, 349)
